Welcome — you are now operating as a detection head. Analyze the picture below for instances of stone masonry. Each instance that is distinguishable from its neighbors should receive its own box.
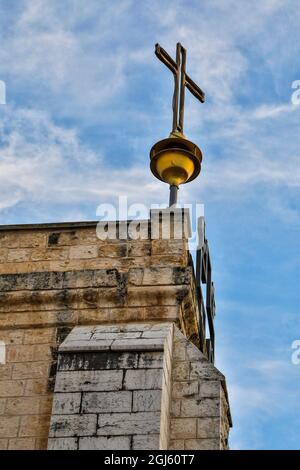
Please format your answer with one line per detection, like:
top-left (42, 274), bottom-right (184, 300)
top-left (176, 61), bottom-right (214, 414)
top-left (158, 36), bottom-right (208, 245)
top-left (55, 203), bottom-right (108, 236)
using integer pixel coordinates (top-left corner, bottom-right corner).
top-left (0, 210), bottom-right (231, 450)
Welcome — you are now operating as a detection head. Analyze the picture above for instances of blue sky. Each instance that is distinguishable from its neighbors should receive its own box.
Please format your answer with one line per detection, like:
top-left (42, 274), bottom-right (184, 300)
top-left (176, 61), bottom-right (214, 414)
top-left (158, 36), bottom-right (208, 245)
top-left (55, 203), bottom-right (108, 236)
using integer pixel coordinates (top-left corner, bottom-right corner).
top-left (0, 0), bottom-right (300, 449)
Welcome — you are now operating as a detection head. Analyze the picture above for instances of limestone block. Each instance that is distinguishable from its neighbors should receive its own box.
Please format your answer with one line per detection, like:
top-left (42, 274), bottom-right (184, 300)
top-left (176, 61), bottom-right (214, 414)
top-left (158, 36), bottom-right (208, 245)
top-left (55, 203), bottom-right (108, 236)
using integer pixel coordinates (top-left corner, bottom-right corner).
top-left (190, 361), bottom-right (224, 381)
top-left (5, 397), bottom-right (40, 415)
top-left (170, 418), bottom-right (197, 439)
top-left (69, 245), bottom-right (98, 260)
top-left (55, 370), bottom-right (123, 392)
top-left (199, 380), bottom-right (221, 398)
top-left (0, 399), bottom-right (6, 414)
top-left (49, 414), bottom-right (97, 437)
top-left (7, 344), bottom-right (51, 362)
top-left (169, 439), bottom-right (184, 450)
top-left (132, 390), bottom-right (162, 412)
top-left (132, 434), bottom-right (160, 450)
top-left (180, 397), bottom-right (220, 418)
top-left (81, 391), bottom-right (132, 413)
top-left (0, 416), bottom-right (20, 438)
top-left (7, 249), bottom-right (31, 262)
top-left (57, 351), bottom-right (139, 371)
top-left (172, 361), bottom-right (190, 381)
top-left (184, 438), bottom-right (220, 450)
top-left (48, 437), bottom-right (78, 450)
top-left (79, 436), bottom-right (130, 450)
top-left (172, 380), bottom-right (198, 399)
top-left (0, 380), bottom-right (25, 397)
top-left (23, 328), bottom-right (55, 344)
top-left (124, 369), bottom-right (162, 390)
top-left (97, 412), bottom-right (161, 436)
top-left (8, 438), bottom-right (36, 450)
top-left (19, 415), bottom-right (50, 438)
top-left (138, 352), bottom-right (164, 369)
top-left (0, 439), bottom-right (8, 450)
top-left (111, 338), bottom-right (165, 351)
top-left (12, 362), bottom-right (50, 380)
top-left (23, 377), bottom-right (48, 396)
top-left (52, 393), bottom-right (81, 414)
top-left (98, 243), bottom-right (127, 258)
top-left (197, 417), bottom-right (220, 438)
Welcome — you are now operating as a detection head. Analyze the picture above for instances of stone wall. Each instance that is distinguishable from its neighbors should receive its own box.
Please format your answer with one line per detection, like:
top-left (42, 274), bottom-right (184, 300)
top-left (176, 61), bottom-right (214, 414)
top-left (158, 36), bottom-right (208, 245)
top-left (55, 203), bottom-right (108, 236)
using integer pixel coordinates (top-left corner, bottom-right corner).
top-left (48, 323), bottom-right (231, 450)
top-left (48, 323), bottom-right (172, 450)
top-left (169, 329), bottom-right (231, 450)
top-left (0, 213), bottom-right (231, 450)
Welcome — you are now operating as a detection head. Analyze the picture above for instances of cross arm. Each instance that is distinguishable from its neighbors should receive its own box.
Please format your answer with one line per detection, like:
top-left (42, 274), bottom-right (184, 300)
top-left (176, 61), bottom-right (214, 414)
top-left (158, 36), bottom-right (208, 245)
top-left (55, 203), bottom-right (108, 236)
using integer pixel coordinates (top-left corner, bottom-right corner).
top-left (185, 74), bottom-right (205, 103)
top-left (155, 43), bottom-right (178, 76)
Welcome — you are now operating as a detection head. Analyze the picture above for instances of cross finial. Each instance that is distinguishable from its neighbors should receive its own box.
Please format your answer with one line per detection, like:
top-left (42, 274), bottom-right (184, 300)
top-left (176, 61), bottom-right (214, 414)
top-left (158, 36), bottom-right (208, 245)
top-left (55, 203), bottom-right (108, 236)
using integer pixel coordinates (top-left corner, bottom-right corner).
top-left (155, 43), bottom-right (205, 136)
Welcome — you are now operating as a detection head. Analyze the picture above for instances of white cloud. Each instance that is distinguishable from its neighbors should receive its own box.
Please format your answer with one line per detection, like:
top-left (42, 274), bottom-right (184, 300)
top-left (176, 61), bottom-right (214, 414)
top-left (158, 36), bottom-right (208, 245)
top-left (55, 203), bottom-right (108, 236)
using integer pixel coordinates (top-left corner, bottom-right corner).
top-left (0, 105), bottom-right (166, 218)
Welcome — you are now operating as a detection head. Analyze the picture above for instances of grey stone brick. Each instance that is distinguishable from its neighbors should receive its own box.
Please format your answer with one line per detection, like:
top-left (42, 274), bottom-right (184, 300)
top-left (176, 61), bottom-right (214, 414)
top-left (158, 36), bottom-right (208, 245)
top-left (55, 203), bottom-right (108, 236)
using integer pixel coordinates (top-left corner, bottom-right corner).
top-left (79, 436), bottom-right (130, 450)
top-left (81, 391), bottom-right (132, 413)
top-left (132, 434), bottom-right (160, 450)
top-left (124, 369), bottom-right (162, 390)
top-left (132, 390), bottom-right (162, 412)
top-left (55, 370), bottom-right (123, 392)
top-left (49, 414), bottom-right (97, 437)
top-left (97, 412), bottom-right (160, 436)
top-left (138, 352), bottom-right (164, 369)
top-left (141, 330), bottom-right (167, 338)
top-left (57, 351), bottom-right (139, 371)
top-left (52, 392), bottom-right (81, 414)
top-left (111, 338), bottom-right (165, 351)
top-left (48, 437), bottom-right (78, 450)
top-left (59, 340), bottom-right (113, 352)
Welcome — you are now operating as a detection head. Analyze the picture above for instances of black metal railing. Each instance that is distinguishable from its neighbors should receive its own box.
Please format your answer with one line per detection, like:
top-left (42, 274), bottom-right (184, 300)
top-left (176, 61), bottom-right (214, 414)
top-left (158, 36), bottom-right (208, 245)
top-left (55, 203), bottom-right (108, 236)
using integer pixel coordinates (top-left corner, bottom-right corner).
top-left (195, 217), bottom-right (216, 363)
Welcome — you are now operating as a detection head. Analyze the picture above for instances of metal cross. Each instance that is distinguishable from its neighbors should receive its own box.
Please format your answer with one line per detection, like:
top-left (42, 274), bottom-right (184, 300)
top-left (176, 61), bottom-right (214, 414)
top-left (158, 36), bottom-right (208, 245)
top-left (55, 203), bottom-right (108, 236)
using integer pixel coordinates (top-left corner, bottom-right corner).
top-left (155, 42), bottom-right (205, 135)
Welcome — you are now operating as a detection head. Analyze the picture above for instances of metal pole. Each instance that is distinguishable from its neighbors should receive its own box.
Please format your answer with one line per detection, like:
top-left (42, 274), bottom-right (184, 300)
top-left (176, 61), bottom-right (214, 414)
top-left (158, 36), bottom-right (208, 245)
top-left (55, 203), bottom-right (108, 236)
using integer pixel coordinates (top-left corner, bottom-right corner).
top-left (169, 185), bottom-right (179, 207)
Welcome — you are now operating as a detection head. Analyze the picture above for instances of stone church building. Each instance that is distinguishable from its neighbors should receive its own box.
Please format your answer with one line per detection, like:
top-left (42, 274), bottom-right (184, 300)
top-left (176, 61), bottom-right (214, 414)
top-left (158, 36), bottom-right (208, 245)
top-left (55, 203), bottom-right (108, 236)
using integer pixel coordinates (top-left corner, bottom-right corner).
top-left (0, 209), bottom-right (231, 450)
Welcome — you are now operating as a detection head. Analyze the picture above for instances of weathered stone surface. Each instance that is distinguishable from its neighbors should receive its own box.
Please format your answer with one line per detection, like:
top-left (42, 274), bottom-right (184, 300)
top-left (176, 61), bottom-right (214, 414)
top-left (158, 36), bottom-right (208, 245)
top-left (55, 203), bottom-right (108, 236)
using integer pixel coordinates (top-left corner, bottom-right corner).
top-left (0, 380), bottom-right (25, 397)
top-left (0, 217), bottom-right (230, 450)
top-left (132, 390), bottom-right (162, 412)
top-left (124, 369), bottom-right (162, 390)
top-left (48, 437), bottom-right (78, 450)
top-left (69, 246), bottom-right (98, 260)
top-left (52, 393), bottom-right (81, 414)
top-left (169, 439), bottom-right (184, 450)
top-left (0, 417), bottom-right (20, 438)
top-left (197, 417), bottom-right (220, 438)
top-left (138, 352), bottom-right (164, 369)
top-left (79, 436), bottom-right (131, 450)
top-left (55, 370), bottom-right (123, 392)
top-left (8, 438), bottom-right (36, 450)
top-left (49, 414), bottom-right (97, 437)
top-left (172, 380), bottom-right (198, 398)
top-left (132, 434), bottom-right (160, 450)
top-left (184, 438), bottom-right (220, 450)
top-left (5, 397), bottom-right (40, 415)
top-left (19, 415), bottom-right (50, 438)
top-left (58, 351), bottom-right (139, 371)
top-left (97, 412), bottom-right (161, 436)
top-left (81, 391), bottom-right (132, 413)
top-left (170, 418), bottom-right (197, 439)
top-left (180, 397), bottom-right (220, 418)
top-left (0, 439), bottom-right (8, 450)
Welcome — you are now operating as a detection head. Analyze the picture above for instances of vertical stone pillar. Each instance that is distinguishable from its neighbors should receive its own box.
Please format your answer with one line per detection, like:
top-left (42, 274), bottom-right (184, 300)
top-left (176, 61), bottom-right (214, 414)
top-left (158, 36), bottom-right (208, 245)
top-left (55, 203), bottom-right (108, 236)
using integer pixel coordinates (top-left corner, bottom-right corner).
top-left (48, 323), bottom-right (231, 450)
top-left (48, 323), bottom-right (173, 450)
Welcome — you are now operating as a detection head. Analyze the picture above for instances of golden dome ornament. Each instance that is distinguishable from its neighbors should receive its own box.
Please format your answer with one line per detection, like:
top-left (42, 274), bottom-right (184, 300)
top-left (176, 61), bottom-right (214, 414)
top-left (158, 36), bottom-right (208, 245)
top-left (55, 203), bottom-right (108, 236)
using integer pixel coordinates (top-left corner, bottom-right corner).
top-left (150, 43), bottom-right (205, 206)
